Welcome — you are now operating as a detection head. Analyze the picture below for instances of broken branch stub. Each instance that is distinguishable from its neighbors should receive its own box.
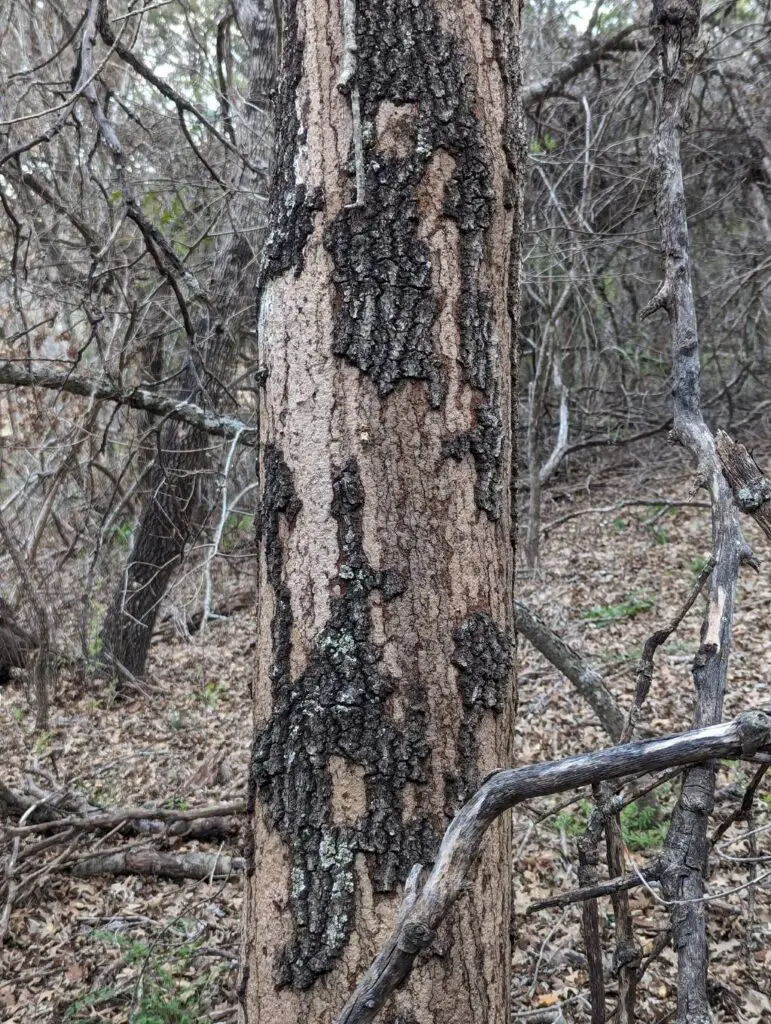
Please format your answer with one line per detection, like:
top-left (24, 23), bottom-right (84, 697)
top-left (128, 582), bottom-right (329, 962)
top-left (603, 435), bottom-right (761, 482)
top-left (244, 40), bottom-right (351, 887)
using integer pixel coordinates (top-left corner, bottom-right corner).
top-left (715, 429), bottom-right (771, 541)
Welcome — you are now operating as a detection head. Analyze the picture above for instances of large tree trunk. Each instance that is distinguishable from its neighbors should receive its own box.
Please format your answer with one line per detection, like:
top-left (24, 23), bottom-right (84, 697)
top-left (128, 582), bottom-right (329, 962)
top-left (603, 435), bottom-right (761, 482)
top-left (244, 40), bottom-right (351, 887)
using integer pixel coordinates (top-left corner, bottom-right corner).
top-left (99, 0), bottom-right (276, 679)
top-left (241, 0), bottom-right (519, 1021)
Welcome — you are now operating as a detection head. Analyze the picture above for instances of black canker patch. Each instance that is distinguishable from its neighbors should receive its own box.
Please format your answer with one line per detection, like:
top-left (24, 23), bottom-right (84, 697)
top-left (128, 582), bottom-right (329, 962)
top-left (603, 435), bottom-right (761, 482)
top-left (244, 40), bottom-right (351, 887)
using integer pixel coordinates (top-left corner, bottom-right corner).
top-left (445, 611), bottom-right (512, 813)
top-left (324, 0), bottom-right (504, 517)
top-left (250, 452), bottom-right (434, 990)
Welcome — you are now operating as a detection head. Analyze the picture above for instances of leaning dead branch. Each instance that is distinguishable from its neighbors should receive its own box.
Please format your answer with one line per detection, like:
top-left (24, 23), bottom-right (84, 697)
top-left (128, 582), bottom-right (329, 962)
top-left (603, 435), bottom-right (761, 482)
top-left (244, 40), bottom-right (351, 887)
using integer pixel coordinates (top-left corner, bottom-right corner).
top-left (641, 2), bottom-right (746, 1020)
top-left (514, 600), bottom-right (624, 741)
top-left (523, 23), bottom-right (644, 108)
top-left (335, 709), bottom-right (771, 1024)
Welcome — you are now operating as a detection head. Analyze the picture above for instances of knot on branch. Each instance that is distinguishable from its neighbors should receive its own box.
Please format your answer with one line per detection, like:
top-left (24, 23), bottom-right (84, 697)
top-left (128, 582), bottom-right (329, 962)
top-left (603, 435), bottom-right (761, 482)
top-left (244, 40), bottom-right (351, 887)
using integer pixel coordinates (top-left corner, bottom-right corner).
top-left (737, 482), bottom-right (771, 514)
top-left (397, 921), bottom-right (434, 955)
top-left (651, 0), bottom-right (700, 46)
top-left (640, 283), bottom-right (671, 321)
top-left (735, 709), bottom-right (771, 758)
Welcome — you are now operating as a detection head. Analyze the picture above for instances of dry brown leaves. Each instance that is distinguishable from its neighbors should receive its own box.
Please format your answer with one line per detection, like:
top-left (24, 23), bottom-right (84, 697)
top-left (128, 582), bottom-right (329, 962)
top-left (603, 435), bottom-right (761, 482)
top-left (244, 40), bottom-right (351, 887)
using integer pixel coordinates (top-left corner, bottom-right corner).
top-left (2, 439), bottom-right (771, 1022)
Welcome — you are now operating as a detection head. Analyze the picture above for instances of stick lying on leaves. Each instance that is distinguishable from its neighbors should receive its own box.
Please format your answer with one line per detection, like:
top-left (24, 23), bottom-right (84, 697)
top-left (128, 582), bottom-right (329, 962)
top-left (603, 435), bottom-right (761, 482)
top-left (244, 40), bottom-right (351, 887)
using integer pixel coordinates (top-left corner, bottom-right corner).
top-left (5, 798), bottom-right (246, 836)
top-left (335, 708), bottom-right (771, 1024)
top-left (69, 849), bottom-right (245, 881)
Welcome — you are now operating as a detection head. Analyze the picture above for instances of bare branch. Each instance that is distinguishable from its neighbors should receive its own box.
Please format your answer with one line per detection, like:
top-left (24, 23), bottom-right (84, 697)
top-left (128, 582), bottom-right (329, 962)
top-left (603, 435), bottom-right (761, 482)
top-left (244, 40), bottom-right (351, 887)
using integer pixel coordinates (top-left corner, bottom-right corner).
top-left (514, 599), bottom-right (624, 742)
top-left (336, 709), bottom-right (771, 1024)
top-left (0, 361), bottom-right (257, 442)
top-left (523, 24), bottom-right (645, 108)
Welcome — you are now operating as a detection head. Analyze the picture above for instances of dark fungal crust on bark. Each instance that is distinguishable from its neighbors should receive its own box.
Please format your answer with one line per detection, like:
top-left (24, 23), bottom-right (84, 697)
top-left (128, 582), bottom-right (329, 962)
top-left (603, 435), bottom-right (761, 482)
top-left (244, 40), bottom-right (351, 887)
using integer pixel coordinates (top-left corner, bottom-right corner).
top-left (251, 456), bottom-right (435, 990)
top-left (325, 0), bottom-right (505, 517)
top-left (245, 444), bottom-right (303, 880)
top-left (482, 0), bottom-right (522, 175)
top-left (446, 612), bottom-right (512, 812)
top-left (257, 0), bottom-right (323, 291)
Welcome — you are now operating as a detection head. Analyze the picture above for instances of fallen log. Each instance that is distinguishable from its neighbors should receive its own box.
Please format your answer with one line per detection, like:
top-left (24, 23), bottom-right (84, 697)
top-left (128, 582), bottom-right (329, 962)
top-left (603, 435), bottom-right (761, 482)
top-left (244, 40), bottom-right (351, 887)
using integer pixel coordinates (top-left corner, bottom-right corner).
top-left (67, 849), bottom-right (245, 881)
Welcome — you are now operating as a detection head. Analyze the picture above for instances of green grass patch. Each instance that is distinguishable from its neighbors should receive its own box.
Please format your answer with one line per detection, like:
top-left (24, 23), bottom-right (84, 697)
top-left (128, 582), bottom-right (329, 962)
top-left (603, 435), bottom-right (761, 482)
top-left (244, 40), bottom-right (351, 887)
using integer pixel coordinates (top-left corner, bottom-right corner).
top-left (581, 594), bottom-right (654, 627)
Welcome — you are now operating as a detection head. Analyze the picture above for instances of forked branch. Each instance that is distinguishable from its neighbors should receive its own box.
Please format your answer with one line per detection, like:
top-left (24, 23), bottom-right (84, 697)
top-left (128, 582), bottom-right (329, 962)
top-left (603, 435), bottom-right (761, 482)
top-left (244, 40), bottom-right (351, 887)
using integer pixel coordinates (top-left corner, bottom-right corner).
top-left (335, 709), bottom-right (771, 1024)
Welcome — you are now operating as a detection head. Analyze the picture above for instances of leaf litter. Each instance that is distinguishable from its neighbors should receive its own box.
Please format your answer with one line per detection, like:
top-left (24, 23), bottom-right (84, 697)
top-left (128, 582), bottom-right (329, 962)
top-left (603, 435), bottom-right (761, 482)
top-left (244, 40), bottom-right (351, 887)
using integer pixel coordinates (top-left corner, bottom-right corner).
top-left (1, 438), bottom-right (770, 1022)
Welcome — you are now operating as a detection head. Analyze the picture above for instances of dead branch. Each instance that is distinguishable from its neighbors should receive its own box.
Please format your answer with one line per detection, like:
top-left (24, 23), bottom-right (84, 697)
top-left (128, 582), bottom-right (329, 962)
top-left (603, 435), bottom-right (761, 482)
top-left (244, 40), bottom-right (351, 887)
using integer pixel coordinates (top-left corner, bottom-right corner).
top-left (67, 849), bottom-right (245, 881)
top-left (0, 361), bottom-right (257, 442)
top-left (644, 2), bottom-right (746, 1020)
top-left (514, 600), bottom-right (624, 741)
top-left (335, 709), bottom-right (771, 1024)
top-left (715, 430), bottom-right (771, 541)
top-left (523, 24), bottom-right (644, 108)
top-left (620, 558), bottom-right (714, 743)
top-left (6, 796), bottom-right (246, 836)
top-left (544, 498), bottom-right (710, 534)
top-left (527, 870), bottom-right (655, 915)
top-left (711, 765), bottom-right (768, 848)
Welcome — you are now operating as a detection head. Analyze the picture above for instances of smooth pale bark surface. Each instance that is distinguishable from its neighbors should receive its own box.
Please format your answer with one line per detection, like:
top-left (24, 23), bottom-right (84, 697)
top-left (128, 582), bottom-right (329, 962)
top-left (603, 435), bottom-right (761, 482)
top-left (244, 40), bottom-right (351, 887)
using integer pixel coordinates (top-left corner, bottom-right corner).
top-left (241, 0), bottom-right (518, 1020)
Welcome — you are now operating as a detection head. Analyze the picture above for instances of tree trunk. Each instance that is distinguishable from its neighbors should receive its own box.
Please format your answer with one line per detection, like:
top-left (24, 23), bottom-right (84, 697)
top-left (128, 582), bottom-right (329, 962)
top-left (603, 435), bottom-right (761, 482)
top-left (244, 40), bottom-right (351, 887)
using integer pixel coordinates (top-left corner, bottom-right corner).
top-left (99, 0), bottom-right (276, 680)
top-left (241, 0), bottom-right (519, 1021)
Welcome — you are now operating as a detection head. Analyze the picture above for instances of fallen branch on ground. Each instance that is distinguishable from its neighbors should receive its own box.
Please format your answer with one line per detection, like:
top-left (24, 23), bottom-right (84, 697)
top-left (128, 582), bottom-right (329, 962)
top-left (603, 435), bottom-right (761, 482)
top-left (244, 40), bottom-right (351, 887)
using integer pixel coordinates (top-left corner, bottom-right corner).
top-left (3, 794), bottom-right (243, 835)
top-left (68, 849), bottom-right (244, 881)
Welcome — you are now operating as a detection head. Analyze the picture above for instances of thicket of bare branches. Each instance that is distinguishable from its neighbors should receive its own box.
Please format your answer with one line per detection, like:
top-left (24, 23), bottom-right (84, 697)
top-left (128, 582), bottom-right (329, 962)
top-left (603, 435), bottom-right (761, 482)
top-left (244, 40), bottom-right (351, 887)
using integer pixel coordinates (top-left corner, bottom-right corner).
top-left (1, 0), bottom-right (273, 685)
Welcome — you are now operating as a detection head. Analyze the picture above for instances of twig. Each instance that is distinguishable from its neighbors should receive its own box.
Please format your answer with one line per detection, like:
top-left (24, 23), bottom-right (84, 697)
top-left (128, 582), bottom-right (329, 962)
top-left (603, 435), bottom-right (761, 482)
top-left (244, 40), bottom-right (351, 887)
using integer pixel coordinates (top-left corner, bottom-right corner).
top-left (527, 870), bottom-right (655, 915)
top-left (544, 499), bottom-right (709, 534)
top-left (620, 558), bottom-right (714, 743)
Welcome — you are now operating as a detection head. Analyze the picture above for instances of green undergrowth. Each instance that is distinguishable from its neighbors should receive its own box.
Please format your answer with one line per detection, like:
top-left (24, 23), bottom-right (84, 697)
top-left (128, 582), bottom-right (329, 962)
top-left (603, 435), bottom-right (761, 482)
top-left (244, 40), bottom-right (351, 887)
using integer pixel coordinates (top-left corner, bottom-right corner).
top-left (581, 593), bottom-right (654, 626)
top-left (553, 798), bottom-right (668, 852)
top-left (65, 923), bottom-right (231, 1023)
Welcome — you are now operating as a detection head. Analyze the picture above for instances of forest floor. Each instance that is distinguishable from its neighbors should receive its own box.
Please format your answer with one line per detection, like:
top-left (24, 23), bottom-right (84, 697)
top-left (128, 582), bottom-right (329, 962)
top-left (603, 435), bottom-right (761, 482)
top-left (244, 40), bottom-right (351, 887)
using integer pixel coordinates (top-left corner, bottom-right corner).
top-left (2, 436), bottom-right (771, 1023)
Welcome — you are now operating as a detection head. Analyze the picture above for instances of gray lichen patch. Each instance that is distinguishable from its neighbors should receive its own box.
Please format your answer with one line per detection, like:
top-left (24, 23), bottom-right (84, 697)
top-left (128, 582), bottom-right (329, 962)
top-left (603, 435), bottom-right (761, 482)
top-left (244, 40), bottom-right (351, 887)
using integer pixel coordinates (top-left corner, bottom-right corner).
top-left (250, 456), bottom-right (435, 990)
top-left (325, 0), bottom-right (506, 517)
top-left (446, 611), bottom-right (512, 813)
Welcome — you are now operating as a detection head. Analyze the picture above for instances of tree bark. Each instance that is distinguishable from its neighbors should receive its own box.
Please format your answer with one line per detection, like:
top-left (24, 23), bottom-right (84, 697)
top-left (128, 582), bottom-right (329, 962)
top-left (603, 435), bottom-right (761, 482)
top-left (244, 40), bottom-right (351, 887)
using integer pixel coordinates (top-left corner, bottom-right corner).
top-left (98, 0), bottom-right (276, 680)
top-left (241, 0), bottom-right (520, 1020)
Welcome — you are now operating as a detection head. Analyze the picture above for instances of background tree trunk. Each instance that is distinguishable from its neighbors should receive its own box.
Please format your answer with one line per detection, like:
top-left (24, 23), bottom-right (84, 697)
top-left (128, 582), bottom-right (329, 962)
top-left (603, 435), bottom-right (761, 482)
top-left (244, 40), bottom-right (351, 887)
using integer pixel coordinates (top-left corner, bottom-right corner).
top-left (241, 0), bottom-right (520, 1020)
top-left (98, 0), bottom-right (276, 680)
